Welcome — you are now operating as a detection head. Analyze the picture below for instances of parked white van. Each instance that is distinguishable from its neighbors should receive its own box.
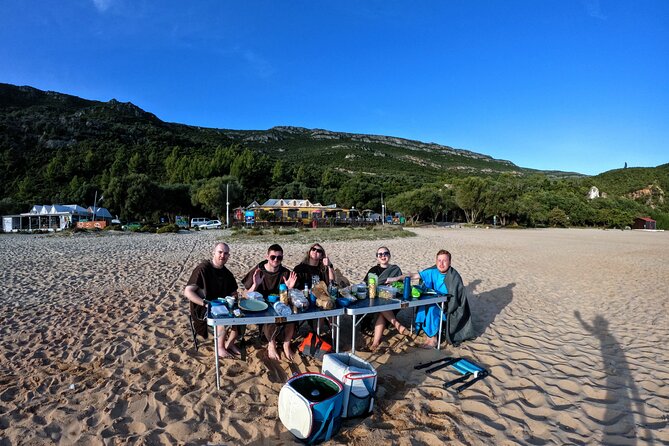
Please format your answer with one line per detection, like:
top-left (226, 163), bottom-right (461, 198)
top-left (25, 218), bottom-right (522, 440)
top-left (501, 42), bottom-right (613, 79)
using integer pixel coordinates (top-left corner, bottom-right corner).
top-left (190, 218), bottom-right (209, 228)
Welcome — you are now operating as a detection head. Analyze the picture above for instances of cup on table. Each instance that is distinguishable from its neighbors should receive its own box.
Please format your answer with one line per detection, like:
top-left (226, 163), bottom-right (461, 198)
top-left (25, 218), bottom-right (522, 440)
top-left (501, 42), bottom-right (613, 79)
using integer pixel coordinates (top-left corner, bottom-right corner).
top-left (225, 296), bottom-right (236, 308)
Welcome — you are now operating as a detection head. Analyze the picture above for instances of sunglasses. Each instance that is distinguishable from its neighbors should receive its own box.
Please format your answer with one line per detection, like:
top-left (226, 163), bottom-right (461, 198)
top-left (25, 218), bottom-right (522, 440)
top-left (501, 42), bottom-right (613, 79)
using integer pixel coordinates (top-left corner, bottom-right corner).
top-left (377, 252), bottom-right (390, 257)
top-left (311, 247), bottom-right (324, 254)
top-left (269, 255), bottom-right (284, 261)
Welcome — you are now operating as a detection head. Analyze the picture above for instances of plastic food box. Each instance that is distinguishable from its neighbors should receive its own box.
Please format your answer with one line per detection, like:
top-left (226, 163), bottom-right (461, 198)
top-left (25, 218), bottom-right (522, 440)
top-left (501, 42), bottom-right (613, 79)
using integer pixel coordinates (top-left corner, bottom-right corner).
top-left (377, 285), bottom-right (398, 299)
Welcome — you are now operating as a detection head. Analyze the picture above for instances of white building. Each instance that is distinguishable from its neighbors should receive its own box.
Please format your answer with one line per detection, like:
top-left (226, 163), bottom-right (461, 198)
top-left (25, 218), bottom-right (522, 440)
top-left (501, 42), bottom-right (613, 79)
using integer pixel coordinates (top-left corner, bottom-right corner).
top-left (2, 204), bottom-right (113, 232)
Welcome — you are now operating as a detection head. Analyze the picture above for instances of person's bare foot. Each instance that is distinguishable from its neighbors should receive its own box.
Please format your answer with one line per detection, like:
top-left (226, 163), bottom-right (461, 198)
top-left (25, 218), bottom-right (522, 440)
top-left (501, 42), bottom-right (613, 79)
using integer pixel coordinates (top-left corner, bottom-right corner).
top-left (267, 342), bottom-right (281, 361)
top-left (398, 325), bottom-right (408, 336)
top-left (370, 342), bottom-right (380, 351)
top-left (217, 347), bottom-right (234, 358)
top-left (421, 338), bottom-right (438, 349)
top-left (283, 343), bottom-right (294, 362)
top-left (227, 344), bottom-right (241, 356)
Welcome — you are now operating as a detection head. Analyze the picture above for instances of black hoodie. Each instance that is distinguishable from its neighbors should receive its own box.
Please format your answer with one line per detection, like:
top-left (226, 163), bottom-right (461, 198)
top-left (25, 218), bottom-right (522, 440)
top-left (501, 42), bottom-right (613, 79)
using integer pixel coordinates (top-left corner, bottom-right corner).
top-left (241, 260), bottom-right (292, 298)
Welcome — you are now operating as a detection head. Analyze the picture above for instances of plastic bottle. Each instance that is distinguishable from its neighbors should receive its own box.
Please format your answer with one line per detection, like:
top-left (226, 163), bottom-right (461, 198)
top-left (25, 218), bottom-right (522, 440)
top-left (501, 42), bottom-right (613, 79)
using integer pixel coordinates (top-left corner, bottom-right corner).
top-left (329, 284), bottom-right (338, 299)
top-left (279, 283), bottom-right (289, 305)
top-left (403, 276), bottom-right (412, 301)
top-left (303, 283), bottom-right (309, 299)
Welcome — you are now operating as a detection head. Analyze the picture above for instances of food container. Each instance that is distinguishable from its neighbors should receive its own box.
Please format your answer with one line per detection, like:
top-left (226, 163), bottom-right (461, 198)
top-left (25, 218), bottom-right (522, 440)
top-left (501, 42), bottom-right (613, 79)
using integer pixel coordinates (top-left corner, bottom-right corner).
top-left (246, 291), bottom-right (263, 300)
top-left (210, 300), bottom-right (229, 316)
top-left (289, 289), bottom-right (309, 310)
top-left (377, 285), bottom-right (398, 299)
top-left (336, 297), bottom-right (354, 307)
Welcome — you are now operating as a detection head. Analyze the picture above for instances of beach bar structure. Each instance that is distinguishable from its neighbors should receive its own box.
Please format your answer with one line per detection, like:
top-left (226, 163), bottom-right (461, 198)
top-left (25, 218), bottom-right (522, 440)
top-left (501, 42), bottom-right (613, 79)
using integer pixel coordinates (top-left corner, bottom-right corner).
top-left (632, 217), bottom-right (656, 230)
top-left (2, 204), bottom-right (113, 232)
top-left (235, 198), bottom-right (362, 226)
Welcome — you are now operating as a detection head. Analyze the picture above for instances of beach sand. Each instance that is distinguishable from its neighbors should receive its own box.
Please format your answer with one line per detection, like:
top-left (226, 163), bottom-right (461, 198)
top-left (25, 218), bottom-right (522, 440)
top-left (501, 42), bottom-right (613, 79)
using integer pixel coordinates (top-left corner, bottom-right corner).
top-left (1, 227), bottom-right (667, 445)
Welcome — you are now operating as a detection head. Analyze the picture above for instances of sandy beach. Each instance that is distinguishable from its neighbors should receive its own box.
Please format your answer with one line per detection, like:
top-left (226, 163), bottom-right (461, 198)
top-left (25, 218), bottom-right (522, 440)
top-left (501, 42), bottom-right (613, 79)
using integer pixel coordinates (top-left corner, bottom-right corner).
top-left (1, 227), bottom-right (667, 445)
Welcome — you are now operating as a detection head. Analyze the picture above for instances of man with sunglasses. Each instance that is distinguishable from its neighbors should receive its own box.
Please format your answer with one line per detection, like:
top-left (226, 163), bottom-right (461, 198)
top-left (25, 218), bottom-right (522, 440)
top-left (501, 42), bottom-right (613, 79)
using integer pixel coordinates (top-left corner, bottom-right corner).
top-left (241, 244), bottom-right (298, 361)
top-left (184, 242), bottom-right (242, 359)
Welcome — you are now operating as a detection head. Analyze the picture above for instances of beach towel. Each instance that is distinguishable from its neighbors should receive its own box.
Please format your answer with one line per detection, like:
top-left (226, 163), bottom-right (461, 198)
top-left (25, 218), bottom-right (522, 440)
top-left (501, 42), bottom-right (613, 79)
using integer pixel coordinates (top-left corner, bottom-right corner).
top-left (443, 267), bottom-right (477, 345)
top-left (415, 304), bottom-right (445, 338)
top-left (377, 264), bottom-right (402, 285)
top-left (415, 267), bottom-right (476, 344)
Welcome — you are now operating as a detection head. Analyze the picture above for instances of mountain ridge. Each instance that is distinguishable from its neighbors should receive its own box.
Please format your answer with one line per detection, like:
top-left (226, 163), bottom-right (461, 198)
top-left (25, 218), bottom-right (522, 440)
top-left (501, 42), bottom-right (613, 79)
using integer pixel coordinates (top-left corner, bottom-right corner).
top-left (0, 82), bottom-right (580, 177)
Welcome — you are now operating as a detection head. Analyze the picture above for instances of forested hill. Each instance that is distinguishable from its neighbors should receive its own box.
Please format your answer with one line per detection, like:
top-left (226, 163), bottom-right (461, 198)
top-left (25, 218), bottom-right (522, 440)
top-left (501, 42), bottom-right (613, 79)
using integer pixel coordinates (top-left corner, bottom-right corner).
top-left (0, 82), bottom-right (560, 179)
top-left (1, 82), bottom-right (667, 229)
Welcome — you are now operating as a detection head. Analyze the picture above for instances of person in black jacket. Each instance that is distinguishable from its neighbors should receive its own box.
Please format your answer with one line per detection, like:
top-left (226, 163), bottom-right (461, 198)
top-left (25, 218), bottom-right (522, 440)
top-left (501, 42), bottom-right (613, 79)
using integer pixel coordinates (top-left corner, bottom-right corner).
top-left (293, 243), bottom-right (335, 289)
top-left (184, 242), bottom-right (241, 358)
top-left (241, 244), bottom-right (297, 361)
top-left (363, 247), bottom-right (408, 350)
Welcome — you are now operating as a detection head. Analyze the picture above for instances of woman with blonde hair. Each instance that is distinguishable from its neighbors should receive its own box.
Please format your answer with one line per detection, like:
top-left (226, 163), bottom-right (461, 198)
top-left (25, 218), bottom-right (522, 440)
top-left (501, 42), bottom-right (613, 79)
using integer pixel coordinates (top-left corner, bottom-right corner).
top-left (293, 243), bottom-right (335, 289)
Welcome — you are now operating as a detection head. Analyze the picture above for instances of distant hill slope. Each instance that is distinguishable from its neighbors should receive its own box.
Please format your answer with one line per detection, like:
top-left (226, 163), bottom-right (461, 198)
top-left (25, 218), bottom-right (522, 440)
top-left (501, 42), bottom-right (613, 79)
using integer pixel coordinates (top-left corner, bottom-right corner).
top-left (2, 83), bottom-right (667, 226)
top-left (0, 82), bottom-right (582, 185)
top-left (591, 164), bottom-right (669, 196)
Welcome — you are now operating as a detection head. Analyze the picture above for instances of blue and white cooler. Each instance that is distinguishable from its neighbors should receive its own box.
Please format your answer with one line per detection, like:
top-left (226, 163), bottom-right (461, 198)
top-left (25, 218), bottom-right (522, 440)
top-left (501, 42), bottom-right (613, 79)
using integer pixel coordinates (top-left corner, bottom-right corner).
top-left (278, 372), bottom-right (344, 444)
top-left (322, 353), bottom-right (377, 418)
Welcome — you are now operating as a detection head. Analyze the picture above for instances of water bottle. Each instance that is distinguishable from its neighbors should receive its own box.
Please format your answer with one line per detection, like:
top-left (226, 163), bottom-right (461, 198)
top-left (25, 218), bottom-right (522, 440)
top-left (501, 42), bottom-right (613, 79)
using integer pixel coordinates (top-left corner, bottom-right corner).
top-left (403, 276), bottom-right (412, 301)
top-left (303, 283), bottom-right (309, 299)
top-left (329, 284), bottom-right (338, 299)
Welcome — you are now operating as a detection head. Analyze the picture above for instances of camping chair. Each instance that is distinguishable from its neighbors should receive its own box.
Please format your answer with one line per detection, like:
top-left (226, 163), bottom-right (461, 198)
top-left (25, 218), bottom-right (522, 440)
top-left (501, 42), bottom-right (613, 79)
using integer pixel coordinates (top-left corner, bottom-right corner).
top-left (188, 300), bottom-right (211, 352)
top-left (188, 314), bottom-right (200, 352)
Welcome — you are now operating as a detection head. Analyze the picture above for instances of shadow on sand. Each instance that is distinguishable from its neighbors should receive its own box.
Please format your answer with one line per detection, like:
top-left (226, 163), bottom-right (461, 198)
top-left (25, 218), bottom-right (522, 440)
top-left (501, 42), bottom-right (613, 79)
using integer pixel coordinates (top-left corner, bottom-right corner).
top-left (363, 282), bottom-right (516, 411)
top-left (574, 311), bottom-right (654, 445)
top-left (468, 280), bottom-right (515, 337)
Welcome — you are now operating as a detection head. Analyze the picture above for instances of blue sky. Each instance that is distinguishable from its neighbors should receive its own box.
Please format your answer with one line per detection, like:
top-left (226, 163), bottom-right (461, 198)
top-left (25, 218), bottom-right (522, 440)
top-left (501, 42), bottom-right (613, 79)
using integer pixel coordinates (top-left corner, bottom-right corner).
top-left (1, 1), bottom-right (667, 175)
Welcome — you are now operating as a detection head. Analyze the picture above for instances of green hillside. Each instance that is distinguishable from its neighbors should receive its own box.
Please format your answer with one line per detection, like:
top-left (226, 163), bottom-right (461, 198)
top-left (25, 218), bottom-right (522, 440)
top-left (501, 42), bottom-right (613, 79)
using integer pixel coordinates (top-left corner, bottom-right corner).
top-left (591, 165), bottom-right (669, 196)
top-left (1, 83), bottom-right (667, 229)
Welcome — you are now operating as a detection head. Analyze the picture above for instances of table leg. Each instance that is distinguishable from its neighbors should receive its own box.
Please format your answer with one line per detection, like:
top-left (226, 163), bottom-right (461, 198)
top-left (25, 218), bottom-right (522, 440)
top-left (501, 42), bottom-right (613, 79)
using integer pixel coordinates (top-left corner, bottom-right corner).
top-left (351, 315), bottom-right (357, 354)
top-left (336, 315), bottom-right (340, 353)
top-left (214, 325), bottom-right (221, 390)
top-left (437, 302), bottom-right (444, 350)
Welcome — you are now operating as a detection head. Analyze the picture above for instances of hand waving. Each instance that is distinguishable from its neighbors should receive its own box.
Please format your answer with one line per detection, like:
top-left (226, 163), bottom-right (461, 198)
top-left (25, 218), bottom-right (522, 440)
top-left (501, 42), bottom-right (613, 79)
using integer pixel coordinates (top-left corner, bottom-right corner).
top-left (283, 271), bottom-right (297, 289)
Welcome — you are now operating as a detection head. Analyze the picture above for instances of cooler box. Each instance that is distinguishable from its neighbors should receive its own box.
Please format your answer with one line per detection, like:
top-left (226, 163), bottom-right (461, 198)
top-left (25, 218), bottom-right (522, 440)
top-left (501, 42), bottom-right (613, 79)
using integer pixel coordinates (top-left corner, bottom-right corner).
top-left (322, 353), bottom-right (377, 418)
top-left (278, 372), bottom-right (343, 444)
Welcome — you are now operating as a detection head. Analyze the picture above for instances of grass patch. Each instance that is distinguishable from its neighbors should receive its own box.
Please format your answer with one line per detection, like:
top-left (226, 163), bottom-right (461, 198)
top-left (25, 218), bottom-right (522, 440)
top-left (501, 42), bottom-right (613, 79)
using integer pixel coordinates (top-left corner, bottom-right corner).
top-left (227, 225), bottom-right (415, 243)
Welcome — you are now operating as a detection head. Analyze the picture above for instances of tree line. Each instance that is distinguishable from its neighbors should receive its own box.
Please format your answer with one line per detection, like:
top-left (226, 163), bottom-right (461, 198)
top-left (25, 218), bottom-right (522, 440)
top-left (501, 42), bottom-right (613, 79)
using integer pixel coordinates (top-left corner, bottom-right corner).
top-left (1, 139), bottom-right (667, 229)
